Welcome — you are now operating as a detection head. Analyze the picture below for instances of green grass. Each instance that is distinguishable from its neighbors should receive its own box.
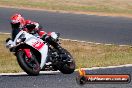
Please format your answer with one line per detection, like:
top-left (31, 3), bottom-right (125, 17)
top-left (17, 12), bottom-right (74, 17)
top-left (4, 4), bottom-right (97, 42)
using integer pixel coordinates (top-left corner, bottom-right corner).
top-left (1, 0), bottom-right (132, 15)
top-left (62, 40), bottom-right (132, 68)
top-left (0, 34), bottom-right (132, 73)
top-left (0, 34), bottom-right (22, 73)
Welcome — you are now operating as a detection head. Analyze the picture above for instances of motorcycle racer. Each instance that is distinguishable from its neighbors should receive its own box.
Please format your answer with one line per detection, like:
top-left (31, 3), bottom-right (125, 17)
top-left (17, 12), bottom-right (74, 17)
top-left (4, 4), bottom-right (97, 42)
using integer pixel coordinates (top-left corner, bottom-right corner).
top-left (10, 13), bottom-right (47, 40)
top-left (7, 14), bottom-right (60, 52)
top-left (5, 14), bottom-right (75, 75)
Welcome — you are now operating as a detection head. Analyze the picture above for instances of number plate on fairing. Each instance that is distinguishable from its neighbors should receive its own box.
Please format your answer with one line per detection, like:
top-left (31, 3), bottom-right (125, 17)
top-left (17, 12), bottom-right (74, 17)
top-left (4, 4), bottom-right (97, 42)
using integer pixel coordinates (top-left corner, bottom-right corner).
top-left (26, 38), bottom-right (44, 50)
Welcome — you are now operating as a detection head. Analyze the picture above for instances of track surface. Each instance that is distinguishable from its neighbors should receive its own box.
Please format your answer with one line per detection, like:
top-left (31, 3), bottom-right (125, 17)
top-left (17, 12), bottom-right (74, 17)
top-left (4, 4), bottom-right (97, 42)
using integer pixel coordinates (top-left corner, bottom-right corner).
top-left (0, 66), bottom-right (132, 88)
top-left (0, 7), bottom-right (132, 44)
top-left (0, 7), bottom-right (132, 88)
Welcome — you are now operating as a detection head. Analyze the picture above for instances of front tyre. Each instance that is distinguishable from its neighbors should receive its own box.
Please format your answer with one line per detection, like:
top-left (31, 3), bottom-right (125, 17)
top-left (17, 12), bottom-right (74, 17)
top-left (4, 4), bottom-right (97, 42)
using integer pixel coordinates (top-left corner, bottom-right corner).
top-left (59, 49), bottom-right (76, 74)
top-left (16, 50), bottom-right (40, 76)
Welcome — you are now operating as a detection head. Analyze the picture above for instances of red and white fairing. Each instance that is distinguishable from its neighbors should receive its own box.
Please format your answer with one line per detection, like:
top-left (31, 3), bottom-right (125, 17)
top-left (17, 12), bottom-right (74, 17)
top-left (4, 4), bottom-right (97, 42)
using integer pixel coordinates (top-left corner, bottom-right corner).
top-left (13, 31), bottom-right (48, 69)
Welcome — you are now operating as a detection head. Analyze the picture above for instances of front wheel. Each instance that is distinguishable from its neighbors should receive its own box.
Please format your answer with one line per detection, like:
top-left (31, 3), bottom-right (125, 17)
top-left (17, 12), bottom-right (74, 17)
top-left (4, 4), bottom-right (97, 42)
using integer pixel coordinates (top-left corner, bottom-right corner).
top-left (16, 50), bottom-right (40, 76)
top-left (59, 49), bottom-right (76, 74)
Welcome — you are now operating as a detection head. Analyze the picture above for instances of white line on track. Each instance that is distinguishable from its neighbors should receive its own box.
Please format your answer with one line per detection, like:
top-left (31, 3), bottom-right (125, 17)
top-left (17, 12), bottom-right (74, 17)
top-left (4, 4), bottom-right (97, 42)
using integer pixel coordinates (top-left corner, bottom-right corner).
top-left (0, 32), bottom-right (11, 34)
top-left (0, 32), bottom-right (131, 46)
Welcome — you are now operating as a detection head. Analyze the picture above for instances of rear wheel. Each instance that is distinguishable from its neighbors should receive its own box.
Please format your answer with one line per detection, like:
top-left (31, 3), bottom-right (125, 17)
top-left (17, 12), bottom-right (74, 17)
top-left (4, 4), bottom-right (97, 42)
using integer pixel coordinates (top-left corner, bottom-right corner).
top-left (16, 50), bottom-right (40, 76)
top-left (59, 49), bottom-right (76, 74)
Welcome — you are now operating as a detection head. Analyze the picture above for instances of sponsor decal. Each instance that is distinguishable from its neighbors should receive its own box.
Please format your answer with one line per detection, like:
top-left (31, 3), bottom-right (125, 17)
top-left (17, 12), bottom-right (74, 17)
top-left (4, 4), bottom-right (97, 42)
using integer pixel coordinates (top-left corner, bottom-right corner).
top-left (32, 41), bottom-right (44, 50)
top-left (76, 68), bottom-right (131, 85)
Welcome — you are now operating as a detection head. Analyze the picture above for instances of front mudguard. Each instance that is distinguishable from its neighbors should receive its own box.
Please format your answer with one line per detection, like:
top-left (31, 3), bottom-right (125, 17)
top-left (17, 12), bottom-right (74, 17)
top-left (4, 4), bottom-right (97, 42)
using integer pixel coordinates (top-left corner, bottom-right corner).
top-left (14, 44), bottom-right (41, 63)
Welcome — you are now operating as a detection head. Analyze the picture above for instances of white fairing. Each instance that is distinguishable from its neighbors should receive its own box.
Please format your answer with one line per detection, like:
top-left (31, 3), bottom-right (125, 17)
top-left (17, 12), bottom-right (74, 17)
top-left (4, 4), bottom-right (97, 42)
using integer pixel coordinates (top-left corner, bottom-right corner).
top-left (25, 36), bottom-right (48, 69)
top-left (6, 40), bottom-right (14, 48)
top-left (50, 32), bottom-right (58, 40)
top-left (39, 44), bottom-right (48, 68)
top-left (8, 30), bottom-right (48, 69)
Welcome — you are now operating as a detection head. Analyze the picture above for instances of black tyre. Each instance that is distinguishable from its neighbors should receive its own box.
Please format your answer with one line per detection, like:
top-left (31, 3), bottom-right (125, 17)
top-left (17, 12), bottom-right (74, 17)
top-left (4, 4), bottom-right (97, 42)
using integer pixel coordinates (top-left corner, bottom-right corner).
top-left (16, 50), bottom-right (40, 76)
top-left (59, 49), bottom-right (76, 74)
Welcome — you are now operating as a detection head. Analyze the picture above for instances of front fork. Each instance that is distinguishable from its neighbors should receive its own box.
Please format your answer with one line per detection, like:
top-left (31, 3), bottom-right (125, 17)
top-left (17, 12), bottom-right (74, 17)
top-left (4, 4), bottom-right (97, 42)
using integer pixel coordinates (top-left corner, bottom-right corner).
top-left (23, 49), bottom-right (32, 59)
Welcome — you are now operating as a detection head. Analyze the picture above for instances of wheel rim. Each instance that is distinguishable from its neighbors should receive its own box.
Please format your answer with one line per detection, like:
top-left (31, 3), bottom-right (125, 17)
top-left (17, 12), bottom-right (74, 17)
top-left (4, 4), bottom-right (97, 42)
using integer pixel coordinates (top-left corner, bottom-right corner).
top-left (23, 52), bottom-right (40, 72)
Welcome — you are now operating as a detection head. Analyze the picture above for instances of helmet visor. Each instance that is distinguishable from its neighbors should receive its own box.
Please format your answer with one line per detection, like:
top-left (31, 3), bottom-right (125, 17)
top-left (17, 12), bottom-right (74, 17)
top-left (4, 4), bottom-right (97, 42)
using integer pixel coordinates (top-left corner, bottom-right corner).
top-left (11, 20), bottom-right (20, 24)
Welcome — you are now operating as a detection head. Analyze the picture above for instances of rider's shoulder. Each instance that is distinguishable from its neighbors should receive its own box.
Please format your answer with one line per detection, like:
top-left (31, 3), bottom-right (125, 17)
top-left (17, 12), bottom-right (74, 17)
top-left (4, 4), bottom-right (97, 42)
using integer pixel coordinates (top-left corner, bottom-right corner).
top-left (25, 20), bottom-right (32, 24)
top-left (25, 20), bottom-right (38, 25)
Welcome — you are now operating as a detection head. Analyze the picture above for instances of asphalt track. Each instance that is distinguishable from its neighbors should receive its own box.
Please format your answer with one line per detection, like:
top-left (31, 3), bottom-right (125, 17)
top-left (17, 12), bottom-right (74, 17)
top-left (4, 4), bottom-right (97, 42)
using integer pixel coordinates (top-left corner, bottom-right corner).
top-left (0, 7), bottom-right (132, 88)
top-left (0, 7), bottom-right (132, 45)
top-left (0, 66), bottom-right (132, 88)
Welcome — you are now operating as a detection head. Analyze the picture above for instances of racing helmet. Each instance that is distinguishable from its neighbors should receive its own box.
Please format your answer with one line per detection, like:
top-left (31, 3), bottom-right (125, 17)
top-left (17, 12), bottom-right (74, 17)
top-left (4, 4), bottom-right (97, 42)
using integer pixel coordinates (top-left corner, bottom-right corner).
top-left (10, 14), bottom-right (25, 29)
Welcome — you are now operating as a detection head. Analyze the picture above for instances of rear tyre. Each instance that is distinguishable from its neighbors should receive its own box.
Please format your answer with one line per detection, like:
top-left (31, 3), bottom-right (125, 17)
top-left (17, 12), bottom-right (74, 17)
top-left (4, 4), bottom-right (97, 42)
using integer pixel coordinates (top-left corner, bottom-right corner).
top-left (16, 50), bottom-right (40, 76)
top-left (59, 49), bottom-right (76, 74)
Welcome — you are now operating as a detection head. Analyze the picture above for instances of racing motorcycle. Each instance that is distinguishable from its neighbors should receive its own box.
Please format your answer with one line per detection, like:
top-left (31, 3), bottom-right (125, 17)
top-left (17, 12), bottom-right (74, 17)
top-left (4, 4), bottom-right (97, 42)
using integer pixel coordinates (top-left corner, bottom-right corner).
top-left (6, 30), bottom-right (75, 76)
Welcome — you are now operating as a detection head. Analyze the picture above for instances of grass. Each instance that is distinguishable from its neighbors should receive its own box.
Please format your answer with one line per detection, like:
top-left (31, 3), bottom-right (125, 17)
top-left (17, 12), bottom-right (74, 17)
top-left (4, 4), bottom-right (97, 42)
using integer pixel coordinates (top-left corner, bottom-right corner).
top-left (0, 34), bottom-right (21, 73)
top-left (1, 0), bottom-right (132, 15)
top-left (0, 34), bottom-right (132, 73)
top-left (62, 40), bottom-right (132, 68)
